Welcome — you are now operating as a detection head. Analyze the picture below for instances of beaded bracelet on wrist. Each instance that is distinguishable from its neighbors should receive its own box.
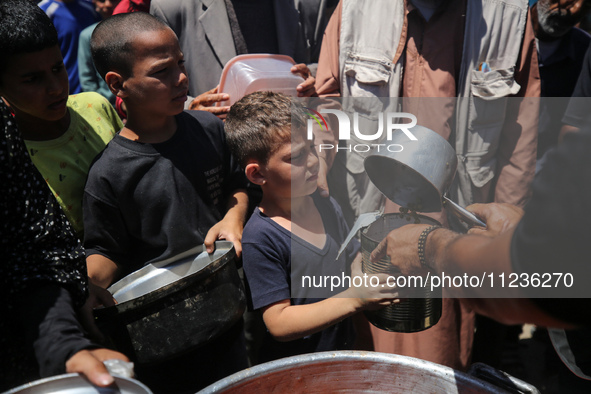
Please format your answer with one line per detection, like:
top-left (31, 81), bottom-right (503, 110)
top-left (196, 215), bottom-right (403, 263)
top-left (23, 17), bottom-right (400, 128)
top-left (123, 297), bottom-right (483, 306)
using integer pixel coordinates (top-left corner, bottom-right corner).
top-left (418, 225), bottom-right (441, 268)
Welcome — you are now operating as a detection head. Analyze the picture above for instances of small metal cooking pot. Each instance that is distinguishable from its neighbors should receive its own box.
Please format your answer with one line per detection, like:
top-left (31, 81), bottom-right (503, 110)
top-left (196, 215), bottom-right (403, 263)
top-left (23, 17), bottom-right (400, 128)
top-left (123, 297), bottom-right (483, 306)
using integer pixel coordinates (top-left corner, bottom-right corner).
top-left (361, 213), bottom-right (442, 333)
top-left (94, 241), bottom-right (245, 365)
top-left (364, 125), bottom-right (485, 227)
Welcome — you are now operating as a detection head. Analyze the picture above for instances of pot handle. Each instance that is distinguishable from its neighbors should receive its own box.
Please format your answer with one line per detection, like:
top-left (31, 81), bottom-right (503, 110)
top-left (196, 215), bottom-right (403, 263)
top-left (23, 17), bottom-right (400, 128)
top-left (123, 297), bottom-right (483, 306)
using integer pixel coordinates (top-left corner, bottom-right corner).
top-left (468, 362), bottom-right (540, 394)
top-left (442, 196), bottom-right (486, 228)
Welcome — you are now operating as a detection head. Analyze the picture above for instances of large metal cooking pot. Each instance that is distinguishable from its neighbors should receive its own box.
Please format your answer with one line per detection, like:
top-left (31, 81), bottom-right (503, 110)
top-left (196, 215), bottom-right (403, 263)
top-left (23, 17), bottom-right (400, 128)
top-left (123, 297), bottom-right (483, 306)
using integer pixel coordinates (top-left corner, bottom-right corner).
top-left (94, 241), bottom-right (246, 365)
top-left (361, 213), bottom-right (442, 333)
top-left (364, 125), bottom-right (485, 227)
top-left (198, 351), bottom-right (539, 393)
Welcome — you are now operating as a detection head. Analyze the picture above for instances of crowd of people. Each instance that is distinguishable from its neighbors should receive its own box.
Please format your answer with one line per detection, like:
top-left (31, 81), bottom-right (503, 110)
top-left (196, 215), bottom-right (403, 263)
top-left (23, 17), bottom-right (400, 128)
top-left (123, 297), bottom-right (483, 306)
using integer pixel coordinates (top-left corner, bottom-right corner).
top-left (1, 0), bottom-right (590, 392)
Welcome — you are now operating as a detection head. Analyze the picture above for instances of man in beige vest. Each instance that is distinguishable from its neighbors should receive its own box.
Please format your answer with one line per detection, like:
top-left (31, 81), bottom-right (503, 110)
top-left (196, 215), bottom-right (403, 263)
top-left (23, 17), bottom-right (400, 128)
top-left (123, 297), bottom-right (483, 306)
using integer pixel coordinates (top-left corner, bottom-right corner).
top-left (315, 0), bottom-right (539, 370)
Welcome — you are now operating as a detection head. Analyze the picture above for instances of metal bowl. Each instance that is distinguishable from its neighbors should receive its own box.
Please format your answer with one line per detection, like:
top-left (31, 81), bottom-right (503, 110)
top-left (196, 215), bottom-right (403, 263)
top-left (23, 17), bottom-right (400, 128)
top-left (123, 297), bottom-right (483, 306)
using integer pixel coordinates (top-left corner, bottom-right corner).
top-left (94, 241), bottom-right (246, 365)
top-left (6, 373), bottom-right (152, 394)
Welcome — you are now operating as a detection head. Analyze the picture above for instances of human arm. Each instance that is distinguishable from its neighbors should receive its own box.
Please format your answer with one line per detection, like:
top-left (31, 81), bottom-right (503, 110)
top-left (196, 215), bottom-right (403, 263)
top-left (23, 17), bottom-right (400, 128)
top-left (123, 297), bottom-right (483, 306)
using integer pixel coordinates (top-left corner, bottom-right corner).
top-left (493, 9), bottom-right (539, 207)
top-left (80, 254), bottom-right (119, 341)
top-left (311, 3), bottom-right (343, 195)
top-left (261, 254), bottom-right (397, 341)
top-left (426, 221), bottom-right (575, 328)
top-left (86, 254), bottom-right (120, 290)
top-left (369, 202), bottom-right (578, 328)
top-left (204, 189), bottom-right (249, 257)
top-left (314, 1), bottom-right (342, 98)
top-left (19, 284), bottom-right (129, 387)
top-left (83, 192), bottom-right (129, 288)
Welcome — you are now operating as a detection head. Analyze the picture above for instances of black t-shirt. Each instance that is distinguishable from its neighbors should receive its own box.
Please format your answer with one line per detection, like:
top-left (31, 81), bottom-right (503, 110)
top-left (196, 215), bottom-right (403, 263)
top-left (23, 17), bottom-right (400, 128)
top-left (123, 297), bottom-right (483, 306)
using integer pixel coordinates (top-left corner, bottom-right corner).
top-left (84, 110), bottom-right (248, 276)
top-left (242, 192), bottom-right (359, 362)
top-left (511, 128), bottom-right (591, 325)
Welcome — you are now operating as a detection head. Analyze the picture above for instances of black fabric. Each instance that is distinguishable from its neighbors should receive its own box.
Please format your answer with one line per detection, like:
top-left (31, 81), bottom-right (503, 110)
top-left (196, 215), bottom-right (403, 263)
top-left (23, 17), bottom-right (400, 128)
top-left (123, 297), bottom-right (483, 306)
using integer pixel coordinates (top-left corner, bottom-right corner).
top-left (538, 28), bottom-right (591, 157)
top-left (242, 192), bottom-right (358, 362)
top-left (511, 128), bottom-right (591, 325)
top-left (83, 110), bottom-right (248, 276)
top-left (294, 0), bottom-right (339, 64)
top-left (224, 0), bottom-right (248, 55)
top-left (0, 102), bottom-right (91, 391)
top-left (557, 328), bottom-right (591, 378)
top-left (26, 286), bottom-right (96, 379)
top-left (230, 0), bottom-right (279, 54)
top-left (2, 285), bottom-right (96, 391)
top-left (563, 43), bottom-right (591, 128)
top-left (135, 319), bottom-right (247, 394)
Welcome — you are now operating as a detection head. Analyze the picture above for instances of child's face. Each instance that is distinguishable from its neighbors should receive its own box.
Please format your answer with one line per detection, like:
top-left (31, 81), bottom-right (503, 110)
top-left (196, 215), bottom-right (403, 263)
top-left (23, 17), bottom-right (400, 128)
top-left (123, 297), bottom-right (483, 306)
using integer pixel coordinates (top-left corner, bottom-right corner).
top-left (120, 28), bottom-right (189, 117)
top-left (0, 46), bottom-right (69, 123)
top-left (264, 130), bottom-right (319, 199)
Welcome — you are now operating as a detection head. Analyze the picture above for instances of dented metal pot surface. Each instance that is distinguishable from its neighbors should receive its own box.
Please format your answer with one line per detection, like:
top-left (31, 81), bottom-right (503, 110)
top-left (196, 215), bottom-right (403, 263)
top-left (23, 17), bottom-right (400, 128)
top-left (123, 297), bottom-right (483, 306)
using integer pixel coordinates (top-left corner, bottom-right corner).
top-left (94, 241), bottom-right (246, 365)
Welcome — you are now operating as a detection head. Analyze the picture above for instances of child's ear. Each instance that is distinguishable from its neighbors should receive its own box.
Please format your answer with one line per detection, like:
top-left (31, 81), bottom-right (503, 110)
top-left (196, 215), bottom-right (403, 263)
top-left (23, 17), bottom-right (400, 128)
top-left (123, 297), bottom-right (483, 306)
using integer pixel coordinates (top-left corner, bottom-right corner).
top-left (105, 71), bottom-right (126, 98)
top-left (245, 162), bottom-right (266, 186)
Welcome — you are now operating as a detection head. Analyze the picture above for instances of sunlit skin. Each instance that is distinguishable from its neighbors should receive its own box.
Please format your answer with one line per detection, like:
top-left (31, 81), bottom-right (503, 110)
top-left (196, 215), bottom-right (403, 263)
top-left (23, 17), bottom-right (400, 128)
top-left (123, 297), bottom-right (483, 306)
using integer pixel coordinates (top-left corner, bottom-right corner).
top-left (257, 131), bottom-right (322, 246)
top-left (0, 45), bottom-right (70, 141)
top-left (106, 28), bottom-right (189, 143)
top-left (261, 131), bottom-right (320, 203)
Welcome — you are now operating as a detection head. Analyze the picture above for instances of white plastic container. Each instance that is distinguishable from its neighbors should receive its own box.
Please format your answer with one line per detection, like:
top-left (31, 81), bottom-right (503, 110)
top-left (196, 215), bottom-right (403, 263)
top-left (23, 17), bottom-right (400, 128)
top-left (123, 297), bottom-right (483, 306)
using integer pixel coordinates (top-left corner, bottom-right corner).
top-left (217, 54), bottom-right (304, 106)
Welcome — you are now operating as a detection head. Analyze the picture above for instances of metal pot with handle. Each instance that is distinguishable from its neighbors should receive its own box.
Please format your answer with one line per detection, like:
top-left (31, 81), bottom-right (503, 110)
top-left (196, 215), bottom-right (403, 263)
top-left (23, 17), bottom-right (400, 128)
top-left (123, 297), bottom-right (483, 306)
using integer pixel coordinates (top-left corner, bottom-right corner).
top-left (363, 125), bottom-right (486, 228)
top-left (93, 241), bottom-right (246, 365)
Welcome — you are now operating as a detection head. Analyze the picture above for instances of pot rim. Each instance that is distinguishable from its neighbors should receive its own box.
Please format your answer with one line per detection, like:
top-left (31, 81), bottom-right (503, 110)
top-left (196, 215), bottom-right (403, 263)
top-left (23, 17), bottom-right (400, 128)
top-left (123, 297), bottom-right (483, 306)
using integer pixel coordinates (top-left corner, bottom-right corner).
top-left (94, 241), bottom-right (236, 316)
top-left (6, 373), bottom-right (153, 394)
top-left (197, 351), bottom-right (515, 394)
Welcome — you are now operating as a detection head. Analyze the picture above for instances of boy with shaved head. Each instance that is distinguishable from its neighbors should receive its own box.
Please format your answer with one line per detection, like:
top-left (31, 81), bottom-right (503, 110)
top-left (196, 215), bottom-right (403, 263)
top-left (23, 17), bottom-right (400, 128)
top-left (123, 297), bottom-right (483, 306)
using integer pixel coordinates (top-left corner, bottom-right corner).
top-left (86, 12), bottom-right (249, 393)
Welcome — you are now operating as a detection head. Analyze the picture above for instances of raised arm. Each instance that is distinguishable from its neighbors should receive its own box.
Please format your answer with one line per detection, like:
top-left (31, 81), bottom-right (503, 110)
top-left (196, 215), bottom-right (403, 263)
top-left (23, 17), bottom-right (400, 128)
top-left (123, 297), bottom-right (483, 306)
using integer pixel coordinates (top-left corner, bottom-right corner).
top-left (261, 254), bottom-right (397, 341)
top-left (370, 203), bottom-right (575, 328)
top-left (204, 189), bottom-right (249, 257)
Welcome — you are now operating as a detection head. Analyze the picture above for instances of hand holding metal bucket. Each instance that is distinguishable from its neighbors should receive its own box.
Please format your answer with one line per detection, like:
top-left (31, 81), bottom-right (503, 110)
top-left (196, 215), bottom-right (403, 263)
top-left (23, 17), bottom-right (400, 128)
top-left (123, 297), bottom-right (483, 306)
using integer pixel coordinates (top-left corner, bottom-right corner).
top-left (363, 125), bottom-right (486, 228)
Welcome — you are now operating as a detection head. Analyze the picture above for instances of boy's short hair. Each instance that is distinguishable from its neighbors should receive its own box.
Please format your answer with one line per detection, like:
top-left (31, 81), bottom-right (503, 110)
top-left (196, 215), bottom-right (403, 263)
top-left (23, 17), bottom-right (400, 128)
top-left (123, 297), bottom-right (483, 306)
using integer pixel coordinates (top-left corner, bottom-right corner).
top-left (225, 91), bottom-right (307, 168)
top-left (0, 0), bottom-right (58, 77)
top-left (91, 12), bottom-right (171, 79)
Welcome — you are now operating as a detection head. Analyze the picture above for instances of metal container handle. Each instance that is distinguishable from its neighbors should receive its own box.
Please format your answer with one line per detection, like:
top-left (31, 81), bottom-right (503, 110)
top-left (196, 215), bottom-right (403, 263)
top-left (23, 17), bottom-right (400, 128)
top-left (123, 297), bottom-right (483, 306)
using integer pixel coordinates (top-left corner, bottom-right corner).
top-left (467, 362), bottom-right (540, 394)
top-left (442, 196), bottom-right (486, 228)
